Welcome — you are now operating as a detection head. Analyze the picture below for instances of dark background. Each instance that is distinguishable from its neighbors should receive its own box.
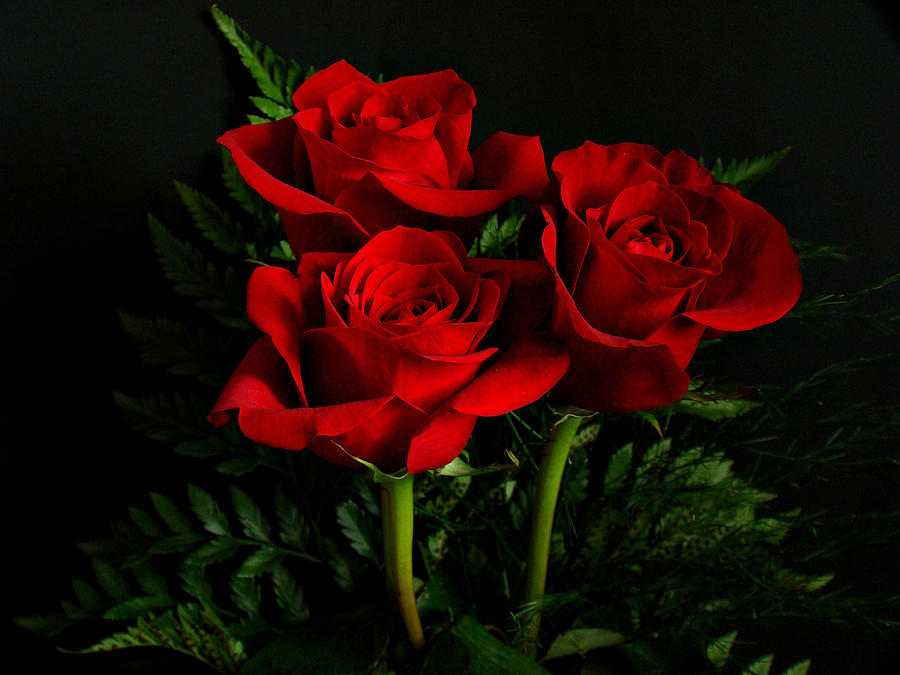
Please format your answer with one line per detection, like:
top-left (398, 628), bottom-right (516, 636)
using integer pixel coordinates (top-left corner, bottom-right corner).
top-left (3, 1), bottom-right (899, 672)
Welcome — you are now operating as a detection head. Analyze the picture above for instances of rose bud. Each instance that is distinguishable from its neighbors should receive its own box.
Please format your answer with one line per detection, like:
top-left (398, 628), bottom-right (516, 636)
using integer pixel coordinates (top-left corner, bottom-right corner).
top-left (218, 60), bottom-right (548, 254)
top-left (537, 141), bottom-right (801, 413)
top-left (209, 227), bottom-right (568, 474)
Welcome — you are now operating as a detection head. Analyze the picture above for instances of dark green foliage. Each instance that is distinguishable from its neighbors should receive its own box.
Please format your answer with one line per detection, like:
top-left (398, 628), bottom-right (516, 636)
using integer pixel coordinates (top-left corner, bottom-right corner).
top-left (210, 6), bottom-right (310, 110)
top-left (700, 146), bottom-right (792, 192)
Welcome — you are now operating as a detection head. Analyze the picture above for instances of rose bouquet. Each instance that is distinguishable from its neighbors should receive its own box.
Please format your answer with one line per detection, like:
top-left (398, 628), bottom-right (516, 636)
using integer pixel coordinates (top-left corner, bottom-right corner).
top-left (15, 7), bottom-right (899, 675)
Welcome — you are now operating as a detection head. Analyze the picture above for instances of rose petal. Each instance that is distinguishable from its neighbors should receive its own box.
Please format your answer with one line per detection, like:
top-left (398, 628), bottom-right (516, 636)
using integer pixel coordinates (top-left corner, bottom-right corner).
top-left (309, 396), bottom-right (428, 474)
top-left (446, 333), bottom-right (569, 417)
top-left (209, 337), bottom-right (393, 450)
top-left (683, 186), bottom-right (801, 331)
top-left (550, 282), bottom-right (691, 412)
top-left (292, 60), bottom-right (374, 111)
top-left (406, 409), bottom-right (478, 474)
top-left (552, 141), bottom-right (667, 217)
top-left (302, 326), bottom-right (495, 411)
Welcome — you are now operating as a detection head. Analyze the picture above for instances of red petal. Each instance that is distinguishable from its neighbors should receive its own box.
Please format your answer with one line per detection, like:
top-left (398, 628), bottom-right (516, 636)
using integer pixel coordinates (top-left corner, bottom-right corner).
top-left (292, 60), bottom-right (373, 111)
top-left (209, 337), bottom-right (393, 450)
top-left (245, 266), bottom-right (309, 406)
top-left (302, 326), bottom-right (494, 411)
top-left (406, 410), bottom-right (478, 474)
top-left (683, 186), bottom-right (801, 331)
top-left (446, 334), bottom-right (569, 417)
top-left (308, 396), bottom-right (428, 474)
top-left (552, 141), bottom-right (666, 217)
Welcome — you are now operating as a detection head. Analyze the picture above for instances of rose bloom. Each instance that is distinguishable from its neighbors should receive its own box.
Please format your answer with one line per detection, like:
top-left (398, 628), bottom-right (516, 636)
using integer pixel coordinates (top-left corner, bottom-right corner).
top-left (537, 141), bottom-right (801, 413)
top-left (218, 60), bottom-right (548, 254)
top-left (209, 227), bottom-right (568, 474)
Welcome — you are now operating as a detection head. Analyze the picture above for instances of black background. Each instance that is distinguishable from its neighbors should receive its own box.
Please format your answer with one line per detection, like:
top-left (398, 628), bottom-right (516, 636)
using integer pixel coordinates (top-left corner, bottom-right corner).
top-left (3, 1), bottom-right (900, 672)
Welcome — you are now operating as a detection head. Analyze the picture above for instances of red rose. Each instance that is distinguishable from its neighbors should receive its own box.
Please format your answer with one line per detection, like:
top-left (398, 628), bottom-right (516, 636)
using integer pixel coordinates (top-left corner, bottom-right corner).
top-left (209, 227), bottom-right (568, 474)
top-left (539, 141), bottom-right (801, 413)
top-left (218, 60), bottom-right (548, 254)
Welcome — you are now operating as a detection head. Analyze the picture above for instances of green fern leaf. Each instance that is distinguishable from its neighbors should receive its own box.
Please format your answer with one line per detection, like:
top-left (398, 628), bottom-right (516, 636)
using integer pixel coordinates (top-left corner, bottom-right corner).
top-left (92, 559), bottom-right (131, 602)
top-left (249, 95), bottom-right (294, 120)
top-left (174, 180), bottom-right (246, 256)
top-left (119, 312), bottom-right (227, 385)
top-left (188, 484), bottom-right (231, 536)
top-left (150, 492), bottom-right (196, 535)
top-left (274, 485), bottom-right (309, 550)
top-left (271, 562), bottom-right (309, 623)
top-left (185, 536), bottom-right (243, 566)
top-left (236, 546), bottom-right (284, 577)
top-left (336, 500), bottom-right (379, 562)
top-left (707, 146), bottom-right (791, 192)
top-left (231, 486), bottom-right (272, 542)
top-left (127, 505), bottom-right (167, 537)
top-left (147, 214), bottom-right (248, 328)
top-left (210, 6), bottom-right (306, 107)
top-left (230, 576), bottom-right (263, 617)
top-left (102, 595), bottom-right (173, 620)
top-left (77, 604), bottom-right (246, 673)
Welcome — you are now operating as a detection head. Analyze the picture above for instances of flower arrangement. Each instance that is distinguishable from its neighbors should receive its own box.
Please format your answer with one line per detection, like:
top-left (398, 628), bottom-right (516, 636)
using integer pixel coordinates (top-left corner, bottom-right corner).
top-left (13, 7), bottom-right (899, 674)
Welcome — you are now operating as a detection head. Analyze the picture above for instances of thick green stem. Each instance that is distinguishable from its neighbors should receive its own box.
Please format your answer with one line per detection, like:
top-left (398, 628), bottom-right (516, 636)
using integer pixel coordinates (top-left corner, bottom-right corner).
top-left (383, 474), bottom-right (425, 649)
top-left (522, 415), bottom-right (583, 658)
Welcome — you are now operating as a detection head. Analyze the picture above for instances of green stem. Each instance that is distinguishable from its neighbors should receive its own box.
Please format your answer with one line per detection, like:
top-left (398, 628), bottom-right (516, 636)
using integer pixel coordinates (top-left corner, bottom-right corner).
top-left (383, 474), bottom-right (425, 649)
top-left (522, 415), bottom-right (583, 658)
top-left (380, 483), bottom-right (394, 593)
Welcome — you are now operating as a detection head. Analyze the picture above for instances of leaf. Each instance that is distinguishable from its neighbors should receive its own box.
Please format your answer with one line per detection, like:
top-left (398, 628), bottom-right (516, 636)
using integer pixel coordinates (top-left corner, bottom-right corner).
top-left (74, 604), bottom-right (246, 673)
top-left (271, 562), bottom-right (309, 623)
top-left (150, 492), bottom-right (196, 535)
top-left (127, 505), bottom-right (167, 537)
top-left (236, 546), bottom-right (284, 577)
top-left (239, 605), bottom-right (391, 675)
top-left (443, 615), bottom-right (549, 675)
top-left (230, 576), bottom-right (262, 617)
top-left (178, 564), bottom-right (213, 605)
top-left (435, 456), bottom-right (516, 477)
top-left (274, 485), bottom-right (308, 550)
top-left (185, 536), bottom-right (243, 565)
top-left (221, 146), bottom-right (266, 217)
top-left (188, 484), bottom-right (230, 535)
top-left (249, 95), bottom-right (294, 120)
top-left (672, 396), bottom-right (760, 421)
top-left (336, 500), bottom-right (379, 562)
top-left (417, 568), bottom-right (465, 617)
top-left (174, 179), bottom-right (245, 255)
top-left (102, 595), bottom-right (173, 620)
top-left (113, 391), bottom-right (206, 443)
top-left (231, 485), bottom-right (272, 542)
top-left (71, 579), bottom-right (105, 611)
top-left (131, 560), bottom-right (171, 599)
top-left (174, 438), bottom-right (232, 458)
top-left (11, 613), bottom-right (72, 638)
top-left (603, 443), bottom-right (633, 494)
top-left (217, 456), bottom-right (262, 476)
top-left (742, 654), bottom-right (774, 675)
top-left (544, 628), bottom-right (625, 660)
top-left (780, 660), bottom-right (811, 675)
top-left (705, 630), bottom-right (737, 668)
top-left (147, 214), bottom-right (248, 329)
top-left (92, 559), bottom-right (131, 603)
top-left (468, 212), bottom-right (523, 258)
top-left (706, 146), bottom-right (791, 192)
top-left (210, 6), bottom-right (306, 106)
top-left (147, 533), bottom-right (207, 555)
top-left (119, 313), bottom-right (226, 385)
